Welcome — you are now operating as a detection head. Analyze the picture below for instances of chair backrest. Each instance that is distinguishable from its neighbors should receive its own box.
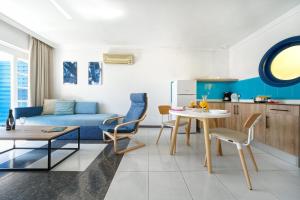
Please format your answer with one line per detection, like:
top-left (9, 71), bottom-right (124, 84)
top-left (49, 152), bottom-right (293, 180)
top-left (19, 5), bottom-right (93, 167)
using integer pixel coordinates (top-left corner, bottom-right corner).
top-left (123, 93), bottom-right (148, 130)
top-left (243, 113), bottom-right (262, 145)
top-left (158, 105), bottom-right (171, 123)
top-left (158, 105), bottom-right (171, 115)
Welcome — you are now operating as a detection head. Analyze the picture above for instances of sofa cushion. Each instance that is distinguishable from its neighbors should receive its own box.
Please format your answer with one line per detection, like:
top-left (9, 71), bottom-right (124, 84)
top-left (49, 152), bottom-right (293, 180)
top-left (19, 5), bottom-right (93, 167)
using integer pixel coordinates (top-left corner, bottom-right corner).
top-left (23, 113), bottom-right (118, 126)
top-left (75, 102), bottom-right (97, 114)
top-left (55, 100), bottom-right (75, 115)
top-left (42, 99), bottom-right (56, 115)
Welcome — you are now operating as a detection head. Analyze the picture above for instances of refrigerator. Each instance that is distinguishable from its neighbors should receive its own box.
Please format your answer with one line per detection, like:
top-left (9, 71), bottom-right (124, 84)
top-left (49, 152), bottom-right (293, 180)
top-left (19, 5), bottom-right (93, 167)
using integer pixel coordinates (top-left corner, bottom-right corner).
top-left (171, 80), bottom-right (197, 133)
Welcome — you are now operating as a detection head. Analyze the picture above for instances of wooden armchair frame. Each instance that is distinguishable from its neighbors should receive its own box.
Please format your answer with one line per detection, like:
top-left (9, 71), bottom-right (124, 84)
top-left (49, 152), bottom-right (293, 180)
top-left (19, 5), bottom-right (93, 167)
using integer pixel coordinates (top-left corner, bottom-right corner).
top-left (103, 113), bottom-right (147, 154)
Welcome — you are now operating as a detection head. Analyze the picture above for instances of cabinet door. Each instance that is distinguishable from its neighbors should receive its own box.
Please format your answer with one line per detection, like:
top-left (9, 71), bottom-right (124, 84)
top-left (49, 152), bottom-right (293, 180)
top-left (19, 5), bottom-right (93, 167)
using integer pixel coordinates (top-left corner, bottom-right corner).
top-left (225, 103), bottom-right (242, 131)
top-left (239, 104), bottom-right (266, 143)
top-left (266, 105), bottom-right (300, 155)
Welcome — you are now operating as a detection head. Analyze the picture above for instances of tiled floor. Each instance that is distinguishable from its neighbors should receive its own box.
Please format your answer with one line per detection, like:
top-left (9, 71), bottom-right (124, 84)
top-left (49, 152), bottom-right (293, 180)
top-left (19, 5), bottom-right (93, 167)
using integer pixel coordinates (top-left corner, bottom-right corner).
top-left (105, 128), bottom-right (300, 200)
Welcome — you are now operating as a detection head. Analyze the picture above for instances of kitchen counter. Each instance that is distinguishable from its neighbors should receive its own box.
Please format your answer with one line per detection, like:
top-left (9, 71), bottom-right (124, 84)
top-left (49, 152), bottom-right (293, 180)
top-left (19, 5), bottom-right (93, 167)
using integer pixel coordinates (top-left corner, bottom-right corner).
top-left (196, 99), bottom-right (300, 106)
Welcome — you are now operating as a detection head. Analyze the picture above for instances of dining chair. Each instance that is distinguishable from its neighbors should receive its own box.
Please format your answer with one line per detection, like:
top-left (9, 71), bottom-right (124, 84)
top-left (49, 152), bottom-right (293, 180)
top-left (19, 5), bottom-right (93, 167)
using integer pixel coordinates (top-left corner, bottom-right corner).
top-left (156, 105), bottom-right (191, 146)
top-left (206, 113), bottom-right (262, 190)
top-left (100, 93), bottom-right (147, 154)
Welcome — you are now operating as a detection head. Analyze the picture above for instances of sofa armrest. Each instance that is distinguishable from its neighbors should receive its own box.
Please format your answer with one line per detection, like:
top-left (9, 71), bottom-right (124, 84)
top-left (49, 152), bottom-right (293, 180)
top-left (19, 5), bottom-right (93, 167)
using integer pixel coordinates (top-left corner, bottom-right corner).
top-left (15, 106), bottom-right (43, 119)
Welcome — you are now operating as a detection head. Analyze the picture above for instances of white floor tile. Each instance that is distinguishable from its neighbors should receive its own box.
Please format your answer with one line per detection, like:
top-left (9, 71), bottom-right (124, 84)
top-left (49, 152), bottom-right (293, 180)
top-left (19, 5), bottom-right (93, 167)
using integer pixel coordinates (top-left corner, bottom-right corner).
top-left (149, 155), bottom-right (179, 171)
top-left (105, 172), bottom-right (148, 200)
top-left (105, 128), bottom-right (300, 200)
top-left (149, 172), bottom-right (192, 200)
top-left (118, 154), bottom-right (148, 172)
top-left (182, 171), bottom-right (235, 200)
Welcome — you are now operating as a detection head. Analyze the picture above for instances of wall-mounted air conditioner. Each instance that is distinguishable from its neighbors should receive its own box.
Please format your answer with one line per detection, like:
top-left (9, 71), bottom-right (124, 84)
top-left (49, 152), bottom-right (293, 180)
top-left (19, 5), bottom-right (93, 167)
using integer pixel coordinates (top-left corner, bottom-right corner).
top-left (103, 53), bottom-right (134, 64)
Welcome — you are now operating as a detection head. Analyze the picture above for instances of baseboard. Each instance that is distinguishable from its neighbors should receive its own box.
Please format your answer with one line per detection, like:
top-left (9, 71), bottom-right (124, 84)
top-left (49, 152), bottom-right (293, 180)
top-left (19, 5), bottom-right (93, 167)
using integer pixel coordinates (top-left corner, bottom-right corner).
top-left (140, 125), bottom-right (161, 128)
top-left (253, 141), bottom-right (299, 167)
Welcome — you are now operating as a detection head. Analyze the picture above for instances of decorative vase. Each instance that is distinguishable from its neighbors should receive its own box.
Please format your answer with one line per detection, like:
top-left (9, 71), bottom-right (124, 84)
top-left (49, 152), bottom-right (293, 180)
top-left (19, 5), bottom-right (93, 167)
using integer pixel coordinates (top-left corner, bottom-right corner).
top-left (199, 95), bottom-right (209, 112)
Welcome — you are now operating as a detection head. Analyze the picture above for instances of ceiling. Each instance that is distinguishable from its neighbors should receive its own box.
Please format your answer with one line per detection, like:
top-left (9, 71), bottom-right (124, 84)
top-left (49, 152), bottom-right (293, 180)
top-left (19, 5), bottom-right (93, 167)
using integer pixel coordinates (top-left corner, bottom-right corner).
top-left (0, 0), bottom-right (299, 49)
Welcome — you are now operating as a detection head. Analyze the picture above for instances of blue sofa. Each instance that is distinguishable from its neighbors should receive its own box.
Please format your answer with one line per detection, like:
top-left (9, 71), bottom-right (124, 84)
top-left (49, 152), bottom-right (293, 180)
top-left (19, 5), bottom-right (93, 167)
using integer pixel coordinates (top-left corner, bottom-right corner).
top-left (15, 106), bottom-right (118, 140)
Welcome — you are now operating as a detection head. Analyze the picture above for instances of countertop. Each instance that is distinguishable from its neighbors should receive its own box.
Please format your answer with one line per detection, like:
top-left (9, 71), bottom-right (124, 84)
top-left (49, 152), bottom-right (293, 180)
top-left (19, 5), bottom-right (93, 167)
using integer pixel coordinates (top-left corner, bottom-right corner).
top-left (196, 99), bottom-right (300, 106)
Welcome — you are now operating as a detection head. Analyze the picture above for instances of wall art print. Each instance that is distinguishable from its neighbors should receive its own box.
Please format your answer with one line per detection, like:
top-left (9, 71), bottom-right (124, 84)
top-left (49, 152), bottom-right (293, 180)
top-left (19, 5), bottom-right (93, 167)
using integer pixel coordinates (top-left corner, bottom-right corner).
top-left (63, 61), bottom-right (77, 84)
top-left (88, 62), bottom-right (102, 85)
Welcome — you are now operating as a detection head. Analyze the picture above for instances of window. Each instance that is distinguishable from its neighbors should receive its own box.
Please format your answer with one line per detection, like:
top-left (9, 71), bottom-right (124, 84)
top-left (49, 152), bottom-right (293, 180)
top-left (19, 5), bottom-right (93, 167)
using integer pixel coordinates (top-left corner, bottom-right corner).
top-left (16, 60), bottom-right (29, 107)
top-left (259, 36), bottom-right (300, 87)
top-left (0, 50), bottom-right (29, 124)
top-left (0, 52), bottom-right (12, 124)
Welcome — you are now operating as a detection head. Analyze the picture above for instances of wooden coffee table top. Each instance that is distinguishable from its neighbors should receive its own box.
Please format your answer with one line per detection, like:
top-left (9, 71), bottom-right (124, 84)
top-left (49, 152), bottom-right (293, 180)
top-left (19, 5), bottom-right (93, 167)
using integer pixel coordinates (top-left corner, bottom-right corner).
top-left (0, 126), bottom-right (80, 140)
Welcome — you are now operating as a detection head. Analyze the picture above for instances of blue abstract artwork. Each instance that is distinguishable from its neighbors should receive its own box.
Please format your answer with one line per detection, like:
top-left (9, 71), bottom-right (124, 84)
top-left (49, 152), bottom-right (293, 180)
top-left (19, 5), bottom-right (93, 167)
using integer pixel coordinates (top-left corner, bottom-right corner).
top-left (88, 62), bottom-right (102, 85)
top-left (63, 61), bottom-right (77, 84)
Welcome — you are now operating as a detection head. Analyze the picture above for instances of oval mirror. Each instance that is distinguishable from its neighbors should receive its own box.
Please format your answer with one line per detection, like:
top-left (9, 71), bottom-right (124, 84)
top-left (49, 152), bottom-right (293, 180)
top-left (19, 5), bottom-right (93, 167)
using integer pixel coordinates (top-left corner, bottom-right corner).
top-left (259, 36), bottom-right (300, 87)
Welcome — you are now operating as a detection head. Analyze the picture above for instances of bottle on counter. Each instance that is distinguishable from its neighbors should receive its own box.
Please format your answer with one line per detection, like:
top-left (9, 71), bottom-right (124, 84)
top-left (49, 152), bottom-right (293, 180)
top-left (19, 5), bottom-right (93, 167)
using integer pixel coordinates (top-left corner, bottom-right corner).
top-left (6, 109), bottom-right (15, 131)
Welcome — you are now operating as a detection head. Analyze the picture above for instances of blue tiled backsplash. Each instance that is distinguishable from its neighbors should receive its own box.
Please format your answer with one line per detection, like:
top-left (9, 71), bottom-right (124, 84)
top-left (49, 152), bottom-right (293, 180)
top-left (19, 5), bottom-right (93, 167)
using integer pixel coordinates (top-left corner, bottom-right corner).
top-left (197, 77), bottom-right (300, 100)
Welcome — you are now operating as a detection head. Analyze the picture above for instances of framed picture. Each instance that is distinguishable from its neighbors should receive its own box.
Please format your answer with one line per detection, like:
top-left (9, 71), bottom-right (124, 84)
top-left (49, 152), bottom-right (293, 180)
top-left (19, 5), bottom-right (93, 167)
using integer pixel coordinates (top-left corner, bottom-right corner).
top-left (63, 61), bottom-right (77, 84)
top-left (88, 62), bottom-right (102, 85)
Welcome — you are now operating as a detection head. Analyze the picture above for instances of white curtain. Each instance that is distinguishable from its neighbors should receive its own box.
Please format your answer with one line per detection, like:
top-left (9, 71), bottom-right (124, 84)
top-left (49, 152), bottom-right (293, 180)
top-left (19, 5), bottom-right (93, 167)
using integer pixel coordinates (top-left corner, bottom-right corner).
top-left (29, 37), bottom-right (53, 106)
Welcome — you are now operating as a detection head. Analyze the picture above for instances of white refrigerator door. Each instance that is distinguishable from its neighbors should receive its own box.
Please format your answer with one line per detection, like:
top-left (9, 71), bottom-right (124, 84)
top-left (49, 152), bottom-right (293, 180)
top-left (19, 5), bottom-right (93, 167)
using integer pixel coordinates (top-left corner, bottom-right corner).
top-left (173, 94), bottom-right (197, 133)
top-left (176, 80), bottom-right (196, 95)
top-left (177, 94), bottom-right (196, 107)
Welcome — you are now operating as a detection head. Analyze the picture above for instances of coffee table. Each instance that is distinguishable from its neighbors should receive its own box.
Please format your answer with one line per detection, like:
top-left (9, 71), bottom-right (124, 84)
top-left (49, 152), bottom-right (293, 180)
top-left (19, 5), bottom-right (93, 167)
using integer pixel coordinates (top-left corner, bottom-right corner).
top-left (0, 125), bottom-right (80, 171)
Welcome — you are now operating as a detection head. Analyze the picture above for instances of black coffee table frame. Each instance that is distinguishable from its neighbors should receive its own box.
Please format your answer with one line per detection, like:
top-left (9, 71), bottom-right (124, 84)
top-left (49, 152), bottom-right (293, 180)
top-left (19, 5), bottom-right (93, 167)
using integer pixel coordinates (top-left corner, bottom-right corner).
top-left (0, 127), bottom-right (80, 171)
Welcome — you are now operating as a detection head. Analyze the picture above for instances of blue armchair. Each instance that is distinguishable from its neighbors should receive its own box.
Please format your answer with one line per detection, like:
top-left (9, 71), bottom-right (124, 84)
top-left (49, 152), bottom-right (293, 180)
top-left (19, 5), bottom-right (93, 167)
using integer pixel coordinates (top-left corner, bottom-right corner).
top-left (100, 93), bottom-right (147, 154)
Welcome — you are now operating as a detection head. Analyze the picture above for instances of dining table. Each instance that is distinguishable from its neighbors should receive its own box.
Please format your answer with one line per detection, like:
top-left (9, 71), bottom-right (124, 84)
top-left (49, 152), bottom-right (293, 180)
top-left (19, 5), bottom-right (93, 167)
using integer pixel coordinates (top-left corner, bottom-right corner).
top-left (169, 108), bottom-right (231, 174)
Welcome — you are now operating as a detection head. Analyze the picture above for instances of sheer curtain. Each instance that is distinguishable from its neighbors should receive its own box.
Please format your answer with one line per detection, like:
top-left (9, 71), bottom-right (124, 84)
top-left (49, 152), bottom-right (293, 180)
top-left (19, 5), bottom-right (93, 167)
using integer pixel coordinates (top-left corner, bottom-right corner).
top-left (29, 37), bottom-right (53, 106)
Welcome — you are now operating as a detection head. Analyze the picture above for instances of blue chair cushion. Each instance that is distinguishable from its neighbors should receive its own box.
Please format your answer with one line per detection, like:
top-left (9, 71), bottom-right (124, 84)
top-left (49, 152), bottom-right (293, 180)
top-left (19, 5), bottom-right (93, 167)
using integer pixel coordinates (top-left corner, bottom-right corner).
top-left (123, 93), bottom-right (147, 130)
top-left (55, 100), bottom-right (75, 115)
top-left (100, 124), bottom-right (135, 133)
top-left (75, 102), bottom-right (97, 114)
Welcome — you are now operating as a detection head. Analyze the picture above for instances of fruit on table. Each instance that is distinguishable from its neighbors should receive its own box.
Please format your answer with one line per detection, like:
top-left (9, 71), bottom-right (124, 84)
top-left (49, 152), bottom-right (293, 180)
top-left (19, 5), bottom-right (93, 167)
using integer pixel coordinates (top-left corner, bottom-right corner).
top-left (188, 101), bottom-right (197, 108)
top-left (199, 101), bottom-right (208, 109)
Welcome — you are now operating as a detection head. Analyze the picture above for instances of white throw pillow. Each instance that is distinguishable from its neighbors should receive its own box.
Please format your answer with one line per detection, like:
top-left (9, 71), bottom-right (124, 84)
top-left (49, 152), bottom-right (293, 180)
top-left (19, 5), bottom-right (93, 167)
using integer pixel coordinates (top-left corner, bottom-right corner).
top-left (42, 99), bottom-right (57, 115)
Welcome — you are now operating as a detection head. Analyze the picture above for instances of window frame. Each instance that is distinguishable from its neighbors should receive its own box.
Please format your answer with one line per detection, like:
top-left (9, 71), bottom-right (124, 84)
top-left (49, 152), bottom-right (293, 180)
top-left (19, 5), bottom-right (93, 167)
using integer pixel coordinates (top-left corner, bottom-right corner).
top-left (259, 36), bottom-right (300, 87)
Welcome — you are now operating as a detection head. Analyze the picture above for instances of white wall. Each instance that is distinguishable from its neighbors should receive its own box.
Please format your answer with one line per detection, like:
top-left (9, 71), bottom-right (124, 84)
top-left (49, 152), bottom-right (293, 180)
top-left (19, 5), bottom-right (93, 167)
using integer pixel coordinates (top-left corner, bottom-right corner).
top-left (50, 46), bottom-right (228, 125)
top-left (229, 5), bottom-right (300, 79)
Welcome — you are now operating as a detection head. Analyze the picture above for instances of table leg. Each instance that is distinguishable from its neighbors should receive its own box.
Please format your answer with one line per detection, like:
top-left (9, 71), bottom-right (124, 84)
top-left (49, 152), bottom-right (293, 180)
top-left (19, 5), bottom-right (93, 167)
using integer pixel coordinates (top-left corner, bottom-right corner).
top-left (48, 140), bottom-right (51, 170)
top-left (170, 116), bottom-right (180, 155)
top-left (203, 119), bottom-right (212, 173)
top-left (216, 139), bottom-right (223, 156)
top-left (185, 118), bottom-right (192, 146)
top-left (77, 128), bottom-right (81, 150)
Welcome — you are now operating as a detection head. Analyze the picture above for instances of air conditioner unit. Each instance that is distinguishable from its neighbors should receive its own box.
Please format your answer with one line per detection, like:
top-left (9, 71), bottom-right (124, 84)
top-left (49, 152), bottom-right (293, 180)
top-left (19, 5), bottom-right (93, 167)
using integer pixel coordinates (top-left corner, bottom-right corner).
top-left (103, 54), bottom-right (134, 64)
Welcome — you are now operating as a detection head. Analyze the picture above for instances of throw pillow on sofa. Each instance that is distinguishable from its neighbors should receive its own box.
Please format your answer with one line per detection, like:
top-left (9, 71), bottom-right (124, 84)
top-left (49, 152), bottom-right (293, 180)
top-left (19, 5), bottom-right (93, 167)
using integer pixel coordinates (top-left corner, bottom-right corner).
top-left (75, 102), bottom-right (97, 114)
top-left (55, 100), bottom-right (75, 115)
top-left (42, 99), bottom-right (57, 115)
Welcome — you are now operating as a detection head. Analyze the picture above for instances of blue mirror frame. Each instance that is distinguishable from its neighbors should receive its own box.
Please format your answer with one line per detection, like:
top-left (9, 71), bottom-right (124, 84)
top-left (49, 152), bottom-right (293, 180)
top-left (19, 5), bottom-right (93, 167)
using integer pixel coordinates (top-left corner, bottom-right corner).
top-left (259, 36), bottom-right (300, 87)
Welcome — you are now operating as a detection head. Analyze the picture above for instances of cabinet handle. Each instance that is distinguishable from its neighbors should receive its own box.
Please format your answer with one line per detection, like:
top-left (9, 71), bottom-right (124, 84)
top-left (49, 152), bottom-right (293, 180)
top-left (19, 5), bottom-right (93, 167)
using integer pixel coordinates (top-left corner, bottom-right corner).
top-left (236, 105), bottom-right (239, 115)
top-left (233, 105), bottom-right (236, 115)
top-left (270, 109), bottom-right (289, 112)
top-left (266, 116), bottom-right (269, 129)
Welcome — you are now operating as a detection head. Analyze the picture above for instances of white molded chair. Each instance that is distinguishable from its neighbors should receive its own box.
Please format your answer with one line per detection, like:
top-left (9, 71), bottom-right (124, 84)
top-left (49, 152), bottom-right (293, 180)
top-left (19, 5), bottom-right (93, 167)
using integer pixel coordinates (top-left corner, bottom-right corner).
top-left (207, 113), bottom-right (262, 190)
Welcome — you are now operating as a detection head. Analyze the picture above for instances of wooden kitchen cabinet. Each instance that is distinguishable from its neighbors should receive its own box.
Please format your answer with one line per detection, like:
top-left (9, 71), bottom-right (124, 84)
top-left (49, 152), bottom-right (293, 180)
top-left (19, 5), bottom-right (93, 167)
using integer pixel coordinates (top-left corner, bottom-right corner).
top-left (266, 105), bottom-right (300, 155)
top-left (225, 103), bottom-right (242, 131)
top-left (239, 103), bottom-right (266, 143)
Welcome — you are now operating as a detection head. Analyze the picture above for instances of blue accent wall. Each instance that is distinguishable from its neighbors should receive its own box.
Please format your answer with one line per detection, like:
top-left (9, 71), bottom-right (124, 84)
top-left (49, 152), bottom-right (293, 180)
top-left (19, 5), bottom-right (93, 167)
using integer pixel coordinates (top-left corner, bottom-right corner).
top-left (197, 77), bottom-right (300, 100)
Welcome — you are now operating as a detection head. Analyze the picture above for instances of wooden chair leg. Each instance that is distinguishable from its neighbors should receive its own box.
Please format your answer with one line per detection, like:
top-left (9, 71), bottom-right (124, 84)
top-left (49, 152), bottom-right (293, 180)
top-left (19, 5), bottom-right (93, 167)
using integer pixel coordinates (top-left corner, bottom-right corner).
top-left (237, 147), bottom-right (252, 190)
top-left (246, 145), bottom-right (258, 172)
top-left (156, 126), bottom-right (164, 144)
top-left (113, 138), bottom-right (118, 153)
top-left (216, 138), bottom-right (223, 156)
